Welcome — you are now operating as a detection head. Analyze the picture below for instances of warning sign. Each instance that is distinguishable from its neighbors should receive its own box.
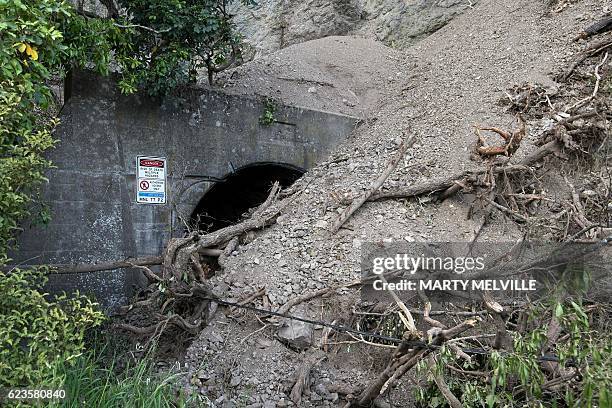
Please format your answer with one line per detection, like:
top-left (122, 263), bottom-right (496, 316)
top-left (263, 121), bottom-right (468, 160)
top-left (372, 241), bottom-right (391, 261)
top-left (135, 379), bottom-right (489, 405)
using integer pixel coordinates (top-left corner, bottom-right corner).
top-left (137, 156), bottom-right (166, 204)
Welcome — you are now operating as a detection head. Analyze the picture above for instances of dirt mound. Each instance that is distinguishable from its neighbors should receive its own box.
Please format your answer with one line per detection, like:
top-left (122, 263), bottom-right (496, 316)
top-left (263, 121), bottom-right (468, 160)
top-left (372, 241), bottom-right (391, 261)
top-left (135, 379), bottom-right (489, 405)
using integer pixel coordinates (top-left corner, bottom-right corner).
top-left (182, 1), bottom-right (611, 406)
top-left (216, 36), bottom-right (404, 118)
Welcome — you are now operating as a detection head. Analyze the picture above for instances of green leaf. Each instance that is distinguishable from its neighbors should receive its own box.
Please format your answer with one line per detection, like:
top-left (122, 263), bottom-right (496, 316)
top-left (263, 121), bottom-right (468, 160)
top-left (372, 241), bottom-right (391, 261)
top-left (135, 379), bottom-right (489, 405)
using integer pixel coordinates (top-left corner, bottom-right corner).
top-left (486, 393), bottom-right (496, 408)
top-left (555, 303), bottom-right (563, 318)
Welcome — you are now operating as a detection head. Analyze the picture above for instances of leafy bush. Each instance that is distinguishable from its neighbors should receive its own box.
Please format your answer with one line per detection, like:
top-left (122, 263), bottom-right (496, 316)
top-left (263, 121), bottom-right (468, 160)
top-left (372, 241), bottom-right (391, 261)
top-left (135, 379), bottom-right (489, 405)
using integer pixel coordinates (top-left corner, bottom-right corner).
top-left (259, 98), bottom-right (277, 126)
top-left (112, 0), bottom-right (253, 94)
top-left (0, 86), bottom-right (56, 258)
top-left (0, 267), bottom-right (104, 387)
top-left (415, 300), bottom-right (612, 407)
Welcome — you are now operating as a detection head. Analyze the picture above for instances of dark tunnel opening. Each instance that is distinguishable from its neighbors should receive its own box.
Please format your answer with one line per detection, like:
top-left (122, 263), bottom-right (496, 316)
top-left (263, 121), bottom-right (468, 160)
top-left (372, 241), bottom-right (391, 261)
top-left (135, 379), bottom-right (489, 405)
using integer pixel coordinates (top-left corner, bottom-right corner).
top-left (191, 163), bottom-right (304, 232)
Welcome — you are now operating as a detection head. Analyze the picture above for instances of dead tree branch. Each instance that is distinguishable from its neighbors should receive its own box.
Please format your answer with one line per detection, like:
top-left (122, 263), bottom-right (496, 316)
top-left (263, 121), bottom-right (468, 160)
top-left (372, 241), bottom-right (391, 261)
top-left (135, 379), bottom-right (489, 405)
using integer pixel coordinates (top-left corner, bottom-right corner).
top-left (353, 318), bottom-right (480, 407)
top-left (560, 36), bottom-right (612, 81)
top-left (330, 135), bottom-right (416, 233)
top-left (367, 138), bottom-right (561, 203)
top-left (289, 353), bottom-right (325, 405)
top-left (163, 182), bottom-right (281, 278)
top-left (42, 256), bottom-right (163, 275)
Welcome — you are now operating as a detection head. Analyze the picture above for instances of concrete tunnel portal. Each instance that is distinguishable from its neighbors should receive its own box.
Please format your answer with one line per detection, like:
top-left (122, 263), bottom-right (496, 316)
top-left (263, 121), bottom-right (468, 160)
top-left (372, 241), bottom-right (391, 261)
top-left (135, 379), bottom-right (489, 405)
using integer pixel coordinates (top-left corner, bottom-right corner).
top-left (11, 71), bottom-right (360, 309)
top-left (190, 163), bottom-right (304, 232)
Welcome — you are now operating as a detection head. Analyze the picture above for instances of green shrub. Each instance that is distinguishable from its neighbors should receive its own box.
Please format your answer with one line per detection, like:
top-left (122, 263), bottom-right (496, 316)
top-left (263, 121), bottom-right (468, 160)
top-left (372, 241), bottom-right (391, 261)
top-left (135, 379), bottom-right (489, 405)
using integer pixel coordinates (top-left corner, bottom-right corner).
top-left (415, 300), bottom-right (612, 407)
top-left (0, 267), bottom-right (104, 387)
top-left (259, 98), bottom-right (277, 126)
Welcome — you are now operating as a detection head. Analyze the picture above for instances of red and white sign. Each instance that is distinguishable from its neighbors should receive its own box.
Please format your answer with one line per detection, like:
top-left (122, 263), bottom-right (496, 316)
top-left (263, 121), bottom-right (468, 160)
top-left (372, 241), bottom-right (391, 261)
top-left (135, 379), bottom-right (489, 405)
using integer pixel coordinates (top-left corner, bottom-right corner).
top-left (137, 156), bottom-right (166, 204)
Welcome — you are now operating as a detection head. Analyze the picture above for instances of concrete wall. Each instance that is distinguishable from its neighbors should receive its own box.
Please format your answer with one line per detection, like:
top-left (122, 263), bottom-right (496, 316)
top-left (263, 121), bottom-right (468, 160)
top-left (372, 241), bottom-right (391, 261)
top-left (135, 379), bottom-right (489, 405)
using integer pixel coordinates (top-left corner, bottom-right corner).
top-left (12, 71), bottom-right (358, 309)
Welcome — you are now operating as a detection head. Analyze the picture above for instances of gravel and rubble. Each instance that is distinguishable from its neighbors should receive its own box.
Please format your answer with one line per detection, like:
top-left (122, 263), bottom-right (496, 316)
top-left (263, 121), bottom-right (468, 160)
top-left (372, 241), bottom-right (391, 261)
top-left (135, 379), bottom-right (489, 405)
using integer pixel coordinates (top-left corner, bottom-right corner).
top-left (184, 0), bottom-right (611, 406)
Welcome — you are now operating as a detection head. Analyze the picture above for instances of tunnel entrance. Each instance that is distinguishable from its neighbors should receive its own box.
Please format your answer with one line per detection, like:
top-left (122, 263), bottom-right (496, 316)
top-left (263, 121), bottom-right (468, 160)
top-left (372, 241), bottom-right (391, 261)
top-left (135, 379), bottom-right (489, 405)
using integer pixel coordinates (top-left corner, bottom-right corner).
top-left (191, 163), bottom-right (304, 232)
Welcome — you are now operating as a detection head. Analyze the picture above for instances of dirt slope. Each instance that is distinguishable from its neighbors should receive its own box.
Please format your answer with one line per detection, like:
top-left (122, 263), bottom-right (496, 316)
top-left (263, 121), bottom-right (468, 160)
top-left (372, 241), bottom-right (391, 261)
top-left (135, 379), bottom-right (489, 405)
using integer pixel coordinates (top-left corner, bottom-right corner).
top-left (184, 1), bottom-right (611, 406)
top-left (216, 36), bottom-right (404, 118)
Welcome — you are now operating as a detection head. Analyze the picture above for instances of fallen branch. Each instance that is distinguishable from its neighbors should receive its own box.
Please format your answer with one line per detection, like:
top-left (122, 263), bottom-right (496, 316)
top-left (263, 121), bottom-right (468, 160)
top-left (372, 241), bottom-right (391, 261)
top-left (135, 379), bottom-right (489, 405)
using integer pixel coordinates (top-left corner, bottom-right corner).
top-left (575, 16), bottom-right (612, 40)
top-left (418, 289), bottom-right (446, 329)
top-left (564, 176), bottom-right (596, 234)
top-left (229, 287), bottom-right (266, 317)
top-left (127, 262), bottom-right (163, 283)
top-left (278, 286), bottom-right (334, 315)
top-left (367, 138), bottom-right (561, 203)
top-left (560, 36), bottom-right (612, 82)
top-left (217, 237), bottom-right (239, 268)
top-left (42, 255), bottom-right (163, 275)
top-left (194, 183), bottom-right (281, 250)
top-left (484, 197), bottom-right (530, 222)
top-left (448, 343), bottom-right (472, 362)
top-left (190, 253), bottom-right (210, 282)
top-left (380, 274), bottom-right (417, 333)
top-left (353, 318), bottom-right (480, 406)
top-left (446, 365), bottom-right (489, 378)
top-left (330, 135), bottom-right (416, 233)
top-left (565, 51), bottom-right (609, 112)
top-left (320, 320), bottom-right (337, 351)
top-left (236, 287), bottom-right (266, 306)
top-left (163, 182), bottom-right (281, 277)
top-left (428, 354), bottom-right (463, 408)
top-left (289, 353), bottom-right (325, 405)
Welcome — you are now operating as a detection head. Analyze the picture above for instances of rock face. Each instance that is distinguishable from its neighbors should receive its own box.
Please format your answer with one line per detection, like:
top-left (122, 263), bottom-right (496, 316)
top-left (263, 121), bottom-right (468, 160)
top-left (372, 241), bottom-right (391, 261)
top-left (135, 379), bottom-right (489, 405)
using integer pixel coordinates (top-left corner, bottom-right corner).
top-left (231, 0), bottom-right (478, 56)
top-left (68, 0), bottom-right (114, 17)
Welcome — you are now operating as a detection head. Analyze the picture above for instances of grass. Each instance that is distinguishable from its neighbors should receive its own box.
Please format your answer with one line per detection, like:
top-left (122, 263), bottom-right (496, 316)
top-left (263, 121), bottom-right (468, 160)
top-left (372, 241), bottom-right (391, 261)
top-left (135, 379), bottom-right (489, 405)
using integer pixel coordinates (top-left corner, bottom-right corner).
top-left (34, 340), bottom-right (210, 408)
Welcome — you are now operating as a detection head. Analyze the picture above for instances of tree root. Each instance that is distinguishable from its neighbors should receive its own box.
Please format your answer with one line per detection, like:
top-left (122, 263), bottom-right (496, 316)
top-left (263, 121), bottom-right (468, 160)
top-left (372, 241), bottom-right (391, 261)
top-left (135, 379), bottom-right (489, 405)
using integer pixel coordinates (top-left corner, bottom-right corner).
top-left (475, 115), bottom-right (526, 157)
top-left (163, 182), bottom-right (282, 280)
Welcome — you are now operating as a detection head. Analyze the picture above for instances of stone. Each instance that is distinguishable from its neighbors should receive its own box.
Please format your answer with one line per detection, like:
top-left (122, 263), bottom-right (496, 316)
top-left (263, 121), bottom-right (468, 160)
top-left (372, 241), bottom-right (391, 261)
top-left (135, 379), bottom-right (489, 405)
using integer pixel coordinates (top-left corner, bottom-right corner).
top-left (581, 189), bottom-right (597, 197)
top-left (277, 318), bottom-right (314, 350)
top-left (209, 332), bottom-right (224, 344)
top-left (314, 383), bottom-right (329, 396)
top-left (230, 375), bottom-right (242, 387)
top-left (257, 338), bottom-right (273, 348)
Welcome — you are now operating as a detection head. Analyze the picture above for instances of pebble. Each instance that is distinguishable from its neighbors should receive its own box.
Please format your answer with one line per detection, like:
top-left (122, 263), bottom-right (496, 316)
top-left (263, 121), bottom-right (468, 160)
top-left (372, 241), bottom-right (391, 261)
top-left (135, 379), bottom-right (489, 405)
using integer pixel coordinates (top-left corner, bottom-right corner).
top-left (230, 375), bottom-right (242, 387)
